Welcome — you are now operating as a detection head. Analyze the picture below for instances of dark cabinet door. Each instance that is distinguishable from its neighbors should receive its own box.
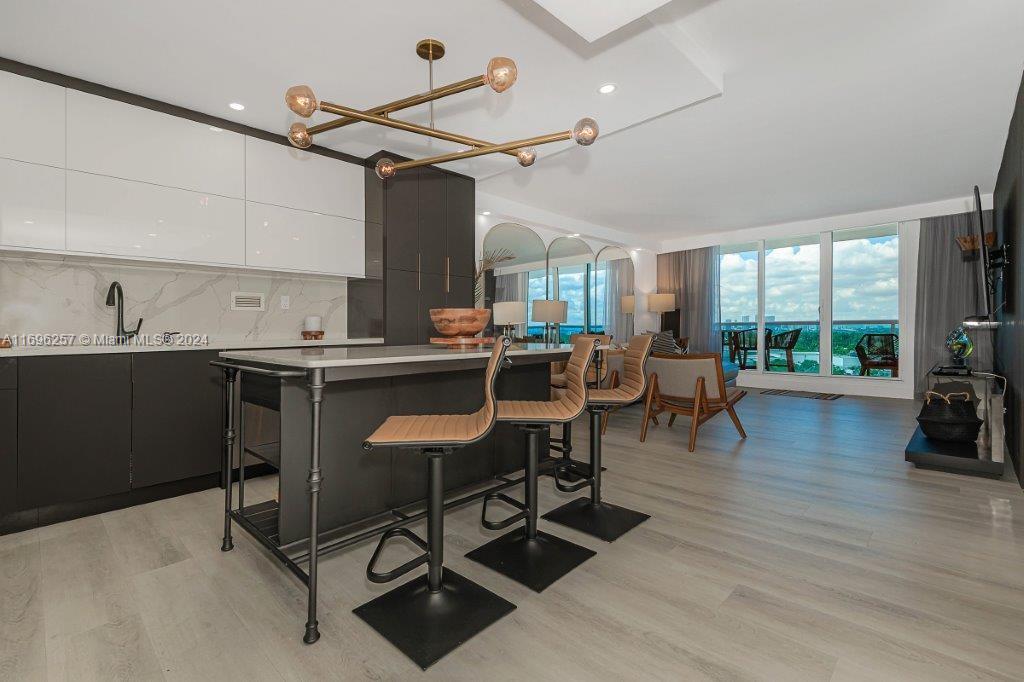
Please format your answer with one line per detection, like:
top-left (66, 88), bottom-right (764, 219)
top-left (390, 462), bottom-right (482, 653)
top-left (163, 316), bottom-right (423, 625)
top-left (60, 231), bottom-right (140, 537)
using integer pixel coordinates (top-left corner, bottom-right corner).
top-left (417, 167), bottom-right (447, 275)
top-left (447, 274), bottom-right (474, 309)
top-left (18, 355), bottom-right (131, 509)
top-left (385, 268), bottom-right (419, 346)
top-left (384, 168), bottom-right (419, 273)
top-left (446, 174), bottom-right (475, 279)
top-left (0, 358), bottom-right (15, 390)
top-left (418, 271), bottom-right (447, 344)
top-left (0, 389), bottom-right (15, 515)
top-left (132, 351), bottom-right (222, 488)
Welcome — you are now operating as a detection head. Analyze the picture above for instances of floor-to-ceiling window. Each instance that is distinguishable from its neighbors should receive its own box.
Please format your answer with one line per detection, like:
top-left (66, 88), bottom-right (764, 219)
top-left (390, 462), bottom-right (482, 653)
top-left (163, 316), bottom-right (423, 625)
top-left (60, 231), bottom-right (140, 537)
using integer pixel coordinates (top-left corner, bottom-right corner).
top-left (719, 243), bottom-right (760, 369)
top-left (831, 224), bottom-right (899, 376)
top-left (556, 263), bottom-right (588, 341)
top-left (718, 224), bottom-right (902, 379)
top-left (526, 269), bottom-right (546, 338)
top-left (764, 235), bottom-right (821, 373)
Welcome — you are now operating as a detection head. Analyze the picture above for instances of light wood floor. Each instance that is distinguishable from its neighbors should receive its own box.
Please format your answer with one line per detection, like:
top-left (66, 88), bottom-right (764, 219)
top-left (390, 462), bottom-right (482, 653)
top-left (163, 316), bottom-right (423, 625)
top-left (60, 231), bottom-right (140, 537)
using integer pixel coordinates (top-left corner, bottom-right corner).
top-left (2, 392), bottom-right (1023, 681)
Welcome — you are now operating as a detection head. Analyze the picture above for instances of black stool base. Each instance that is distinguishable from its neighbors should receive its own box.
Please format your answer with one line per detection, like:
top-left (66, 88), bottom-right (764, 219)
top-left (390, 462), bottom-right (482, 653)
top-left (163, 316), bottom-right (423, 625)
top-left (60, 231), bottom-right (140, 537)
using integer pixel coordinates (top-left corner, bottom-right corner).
top-left (353, 568), bottom-right (515, 670)
top-left (543, 498), bottom-right (650, 542)
top-left (465, 527), bottom-right (596, 592)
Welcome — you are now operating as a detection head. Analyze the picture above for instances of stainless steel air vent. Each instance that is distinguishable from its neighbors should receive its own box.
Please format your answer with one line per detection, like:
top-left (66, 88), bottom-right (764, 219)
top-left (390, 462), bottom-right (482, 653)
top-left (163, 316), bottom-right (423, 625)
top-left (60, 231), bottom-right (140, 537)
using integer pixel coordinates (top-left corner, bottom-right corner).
top-left (230, 291), bottom-right (266, 311)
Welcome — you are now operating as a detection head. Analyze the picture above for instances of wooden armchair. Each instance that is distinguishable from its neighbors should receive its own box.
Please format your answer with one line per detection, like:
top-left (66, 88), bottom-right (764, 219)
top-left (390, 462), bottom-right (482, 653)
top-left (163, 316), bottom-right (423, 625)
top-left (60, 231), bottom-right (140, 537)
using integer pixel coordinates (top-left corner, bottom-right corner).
top-left (641, 353), bottom-right (747, 452)
top-left (766, 328), bottom-right (801, 372)
top-left (855, 333), bottom-right (898, 377)
top-left (729, 328), bottom-right (761, 369)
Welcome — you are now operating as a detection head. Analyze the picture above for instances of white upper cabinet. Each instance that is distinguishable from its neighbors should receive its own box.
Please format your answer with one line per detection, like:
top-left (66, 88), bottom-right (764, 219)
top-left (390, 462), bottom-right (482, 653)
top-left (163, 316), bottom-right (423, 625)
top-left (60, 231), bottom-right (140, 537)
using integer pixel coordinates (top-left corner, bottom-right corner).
top-left (0, 158), bottom-right (65, 250)
top-left (67, 90), bottom-right (244, 198)
top-left (246, 201), bottom-right (364, 277)
top-left (67, 171), bottom-right (245, 266)
top-left (244, 137), bottom-right (364, 220)
top-left (0, 71), bottom-right (66, 168)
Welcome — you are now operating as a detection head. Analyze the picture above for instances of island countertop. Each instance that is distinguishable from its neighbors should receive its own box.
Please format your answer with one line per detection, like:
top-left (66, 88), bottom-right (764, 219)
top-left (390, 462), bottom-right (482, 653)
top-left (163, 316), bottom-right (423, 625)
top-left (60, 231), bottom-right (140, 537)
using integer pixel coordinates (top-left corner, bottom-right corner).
top-left (218, 342), bottom-right (573, 369)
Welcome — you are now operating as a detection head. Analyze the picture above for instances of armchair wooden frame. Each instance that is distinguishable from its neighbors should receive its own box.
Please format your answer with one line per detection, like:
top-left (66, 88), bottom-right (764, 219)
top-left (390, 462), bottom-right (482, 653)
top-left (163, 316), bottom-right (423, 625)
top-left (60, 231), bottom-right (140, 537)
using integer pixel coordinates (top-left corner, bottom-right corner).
top-left (640, 353), bottom-right (747, 452)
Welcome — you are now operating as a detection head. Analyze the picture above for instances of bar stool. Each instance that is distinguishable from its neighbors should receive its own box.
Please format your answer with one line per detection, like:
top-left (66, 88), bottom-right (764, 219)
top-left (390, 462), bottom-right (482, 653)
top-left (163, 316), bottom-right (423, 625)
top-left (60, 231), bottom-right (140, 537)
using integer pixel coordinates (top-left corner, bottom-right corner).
top-left (548, 333), bottom-right (611, 482)
top-left (544, 334), bottom-right (655, 541)
top-left (465, 337), bottom-right (599, 592)
top-left (354, 337), bottom-right (515, 670)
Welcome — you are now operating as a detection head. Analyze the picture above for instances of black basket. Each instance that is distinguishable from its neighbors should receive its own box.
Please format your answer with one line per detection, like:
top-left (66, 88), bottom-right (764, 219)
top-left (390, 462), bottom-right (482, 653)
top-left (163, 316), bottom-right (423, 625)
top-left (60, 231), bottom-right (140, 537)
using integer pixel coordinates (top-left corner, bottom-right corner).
top-left (916, 391), bottom-right (983, 443)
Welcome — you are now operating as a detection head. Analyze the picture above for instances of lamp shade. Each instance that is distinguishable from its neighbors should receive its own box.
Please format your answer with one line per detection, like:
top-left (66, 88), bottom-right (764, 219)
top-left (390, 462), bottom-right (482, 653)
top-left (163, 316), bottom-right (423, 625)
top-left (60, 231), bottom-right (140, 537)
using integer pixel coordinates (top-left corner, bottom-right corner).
top-left (647, 293), bottom-right (676, 313)
top-left (620, 294), bottom-right (635, 315)
top-left (532, 299), bottom-right (568, 324)
top-left (493, 301), bottom-right (527, 326)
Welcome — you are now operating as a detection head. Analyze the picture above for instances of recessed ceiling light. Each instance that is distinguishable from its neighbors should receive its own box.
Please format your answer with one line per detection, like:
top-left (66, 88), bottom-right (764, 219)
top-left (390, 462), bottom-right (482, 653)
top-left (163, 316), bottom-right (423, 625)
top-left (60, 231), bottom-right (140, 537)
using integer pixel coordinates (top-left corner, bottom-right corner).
top-left (570, 233), bottom-right (581, 237)
top-left (481, 211), bottom-right (491, 216)
top-left (147, 233), bottom-right (158, 237)
top-left (209, 126), bottom-right (223, 132)
top-left (598, 83), bottom-right (617, 95)
top-left (229, 102), bottom-right (245, 111)
top-left (23, 220), bottom-right (34, 225)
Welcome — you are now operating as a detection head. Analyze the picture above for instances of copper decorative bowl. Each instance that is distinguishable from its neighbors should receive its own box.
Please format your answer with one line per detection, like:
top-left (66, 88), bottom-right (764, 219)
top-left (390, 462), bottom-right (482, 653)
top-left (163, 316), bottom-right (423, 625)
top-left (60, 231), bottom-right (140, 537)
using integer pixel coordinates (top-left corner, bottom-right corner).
top-left (429, 308), bottom-right (491, 337)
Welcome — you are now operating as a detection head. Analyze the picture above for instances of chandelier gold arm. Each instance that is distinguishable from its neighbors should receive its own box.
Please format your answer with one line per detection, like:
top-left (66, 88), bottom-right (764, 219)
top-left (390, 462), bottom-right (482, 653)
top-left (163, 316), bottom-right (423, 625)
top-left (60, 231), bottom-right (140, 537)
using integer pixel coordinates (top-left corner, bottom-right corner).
top-left (306, 75), bottom-right (486, 136)
top-left (316, 101), bottom-right (519, 158)
top-left (391, 130), bottom-right (572, 173)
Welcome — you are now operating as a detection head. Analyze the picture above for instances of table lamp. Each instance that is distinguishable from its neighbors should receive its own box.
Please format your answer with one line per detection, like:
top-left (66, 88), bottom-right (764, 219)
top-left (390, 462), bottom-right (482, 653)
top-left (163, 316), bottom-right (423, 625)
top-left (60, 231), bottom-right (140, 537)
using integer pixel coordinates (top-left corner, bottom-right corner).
top-left (620, 294), bottom-right (636, 337)
top-left (532, 299), bottom-right (568, 344)
top-left (493, 301), bottom-right (527, 339)
top-left (647, 293), bottom-right (676, 332)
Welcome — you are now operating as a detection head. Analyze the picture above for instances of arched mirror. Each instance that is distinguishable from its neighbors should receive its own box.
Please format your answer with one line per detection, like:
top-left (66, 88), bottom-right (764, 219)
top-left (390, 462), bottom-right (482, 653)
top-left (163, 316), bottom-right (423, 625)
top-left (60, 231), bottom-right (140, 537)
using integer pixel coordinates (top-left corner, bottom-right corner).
top-left (546, 236), bottom-right (595, 342)
top-left (593, 246), bottom-right (636, 343)
top-left (482, 223), bottom-right (546, 340)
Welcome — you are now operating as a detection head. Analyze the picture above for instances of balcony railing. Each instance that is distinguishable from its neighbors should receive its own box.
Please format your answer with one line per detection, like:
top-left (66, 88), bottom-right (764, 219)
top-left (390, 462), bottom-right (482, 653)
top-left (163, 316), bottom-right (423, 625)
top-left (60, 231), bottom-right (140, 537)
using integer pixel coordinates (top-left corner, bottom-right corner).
top-left (718, 319), bottom-right (898, 376)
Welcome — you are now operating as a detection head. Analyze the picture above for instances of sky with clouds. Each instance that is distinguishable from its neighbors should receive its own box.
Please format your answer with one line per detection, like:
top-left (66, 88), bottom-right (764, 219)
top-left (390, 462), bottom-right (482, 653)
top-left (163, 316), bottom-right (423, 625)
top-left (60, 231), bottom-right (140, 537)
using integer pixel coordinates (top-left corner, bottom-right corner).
top-left (720, 235), bottom-right (899, 323)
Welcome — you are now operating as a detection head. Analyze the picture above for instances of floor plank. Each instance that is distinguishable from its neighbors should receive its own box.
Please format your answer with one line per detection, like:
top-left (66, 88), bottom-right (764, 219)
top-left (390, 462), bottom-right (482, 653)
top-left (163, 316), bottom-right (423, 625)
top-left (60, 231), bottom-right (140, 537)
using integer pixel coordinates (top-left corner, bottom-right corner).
top-left (1, 391), bottom-right (1021, 680)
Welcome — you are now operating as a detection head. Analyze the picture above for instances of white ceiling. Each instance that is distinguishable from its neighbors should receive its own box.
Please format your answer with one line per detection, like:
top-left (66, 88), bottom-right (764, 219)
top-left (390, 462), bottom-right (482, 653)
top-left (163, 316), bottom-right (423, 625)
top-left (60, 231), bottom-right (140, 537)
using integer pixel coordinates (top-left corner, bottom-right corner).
top-left (2, 0), bottom-right (1023, 244)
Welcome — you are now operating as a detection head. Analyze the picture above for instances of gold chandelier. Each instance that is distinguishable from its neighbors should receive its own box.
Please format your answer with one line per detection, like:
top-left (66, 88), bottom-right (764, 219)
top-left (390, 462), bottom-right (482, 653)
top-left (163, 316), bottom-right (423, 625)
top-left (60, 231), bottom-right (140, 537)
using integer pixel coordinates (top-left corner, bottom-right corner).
top-left (284, 38), bottom-right (599, 179)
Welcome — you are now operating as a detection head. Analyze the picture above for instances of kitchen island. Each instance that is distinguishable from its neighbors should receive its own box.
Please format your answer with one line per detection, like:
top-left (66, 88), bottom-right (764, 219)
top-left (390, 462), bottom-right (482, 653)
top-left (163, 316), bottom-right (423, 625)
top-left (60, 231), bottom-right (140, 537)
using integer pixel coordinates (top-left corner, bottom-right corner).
top-left (215, 342), bottom-right (571, 642)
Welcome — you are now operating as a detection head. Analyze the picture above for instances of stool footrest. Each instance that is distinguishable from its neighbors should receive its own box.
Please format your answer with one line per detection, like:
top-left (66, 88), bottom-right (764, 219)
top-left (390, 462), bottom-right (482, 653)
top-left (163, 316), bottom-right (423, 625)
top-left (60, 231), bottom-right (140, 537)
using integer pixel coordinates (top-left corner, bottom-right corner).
top-left (366, 527), bottom-right (429, 584)
top-left (481, 492), bottom-right (529, 531)
top-left (553, 462), bottom-right (594, 493)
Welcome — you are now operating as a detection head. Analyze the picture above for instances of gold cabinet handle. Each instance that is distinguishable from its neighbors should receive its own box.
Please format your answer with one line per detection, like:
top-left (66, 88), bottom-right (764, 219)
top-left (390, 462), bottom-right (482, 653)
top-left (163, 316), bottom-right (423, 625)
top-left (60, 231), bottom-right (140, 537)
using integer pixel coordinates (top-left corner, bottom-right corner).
top-left (417, 253), bottom-right (421, 291)
top-left (445, 257), bottom-right (450, 293)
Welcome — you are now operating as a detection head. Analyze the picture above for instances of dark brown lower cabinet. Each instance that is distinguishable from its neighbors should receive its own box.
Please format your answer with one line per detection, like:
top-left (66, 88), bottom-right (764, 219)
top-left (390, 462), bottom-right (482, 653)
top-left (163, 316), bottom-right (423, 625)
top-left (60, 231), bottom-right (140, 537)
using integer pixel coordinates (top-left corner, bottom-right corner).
top-left (0, 388), bottom-right (16, 516)
top-left (17, 354), bottom-right (131, 509)
top-left (132, 350), bottom-right (222, 488)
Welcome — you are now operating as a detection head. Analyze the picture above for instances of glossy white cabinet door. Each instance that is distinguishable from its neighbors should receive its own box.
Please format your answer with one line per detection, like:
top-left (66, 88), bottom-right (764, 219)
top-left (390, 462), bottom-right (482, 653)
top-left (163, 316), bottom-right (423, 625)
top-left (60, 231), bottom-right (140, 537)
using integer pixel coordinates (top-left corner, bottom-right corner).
top-left (244, 137), bottom-right (364, 220)
top-left (67, 90), bottom-right (244, 198)
top-left (67, 171), bottom-right (245, 265)
top-left (246, 201), bottom-right (364, 277)
top-left (0, 158), bottom-right (65, 250)
top-left (0, 71), bottom-right (65, 168)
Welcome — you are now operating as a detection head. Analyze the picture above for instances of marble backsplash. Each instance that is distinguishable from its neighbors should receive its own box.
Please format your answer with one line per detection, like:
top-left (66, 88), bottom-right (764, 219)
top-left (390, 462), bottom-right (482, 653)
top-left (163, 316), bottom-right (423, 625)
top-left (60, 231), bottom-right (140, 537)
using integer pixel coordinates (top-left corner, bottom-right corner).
top-left (0, 254), bottom-right (349, 342)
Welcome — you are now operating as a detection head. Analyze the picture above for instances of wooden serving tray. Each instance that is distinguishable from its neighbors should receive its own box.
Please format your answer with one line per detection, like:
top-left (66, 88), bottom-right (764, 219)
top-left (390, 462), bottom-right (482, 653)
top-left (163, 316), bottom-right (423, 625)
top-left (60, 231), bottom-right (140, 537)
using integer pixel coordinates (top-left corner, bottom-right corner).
top-left (429, 336), bottom-right (496, 346)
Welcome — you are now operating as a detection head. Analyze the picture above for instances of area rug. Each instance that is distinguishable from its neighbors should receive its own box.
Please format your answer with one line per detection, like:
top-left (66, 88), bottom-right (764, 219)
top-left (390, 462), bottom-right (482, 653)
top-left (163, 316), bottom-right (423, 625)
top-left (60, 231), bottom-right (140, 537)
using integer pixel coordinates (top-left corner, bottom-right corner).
top-left (760, 389), bottom-right (843, 401)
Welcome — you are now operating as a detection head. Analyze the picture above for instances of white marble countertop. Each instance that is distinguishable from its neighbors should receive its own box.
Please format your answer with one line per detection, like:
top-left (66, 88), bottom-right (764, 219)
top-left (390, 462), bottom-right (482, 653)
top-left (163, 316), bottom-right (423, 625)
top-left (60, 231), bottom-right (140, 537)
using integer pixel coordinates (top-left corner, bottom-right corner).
top-left (219, 343), bottom-right (572, 369)
top-left (0, 336), bottom-right (384, 357)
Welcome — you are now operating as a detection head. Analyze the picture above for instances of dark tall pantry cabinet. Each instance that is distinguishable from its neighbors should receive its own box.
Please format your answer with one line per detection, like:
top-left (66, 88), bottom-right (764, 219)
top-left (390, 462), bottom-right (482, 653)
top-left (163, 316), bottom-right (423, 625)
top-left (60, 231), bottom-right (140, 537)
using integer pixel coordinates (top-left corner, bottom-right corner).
top-left (348, 152), bottom-right (476, 344)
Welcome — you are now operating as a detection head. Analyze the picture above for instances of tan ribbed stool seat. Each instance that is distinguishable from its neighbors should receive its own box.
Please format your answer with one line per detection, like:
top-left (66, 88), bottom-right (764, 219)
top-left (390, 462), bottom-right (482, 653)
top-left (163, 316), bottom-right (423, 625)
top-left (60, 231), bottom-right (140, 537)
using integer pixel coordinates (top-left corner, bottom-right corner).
top-left (363, 338), bottom-right (508, 449)
top-left (542, 334), bottom-right (654, 543)
top-left (587, 335), bottom-right (655, 405)
top-left (499, 337), bottom-right (595, 424)
top-left (550, 334), bottom-right (610, 388)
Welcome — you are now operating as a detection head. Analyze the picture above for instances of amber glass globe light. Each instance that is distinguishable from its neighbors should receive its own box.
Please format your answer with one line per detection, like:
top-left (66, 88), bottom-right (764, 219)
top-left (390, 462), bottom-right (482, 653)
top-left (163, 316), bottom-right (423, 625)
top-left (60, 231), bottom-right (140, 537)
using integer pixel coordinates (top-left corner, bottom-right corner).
top-left (288, 122), bottom-right (312, 149)
top-left (572, 117), bottom-right (599, 146)
top-left (285, 85), bottom-right (318, 118)
top-left (375, 158), bottom-right (397, 180)
top-left (485, 57), bottom-right (518, 93)
top-left (516, 147), bottom-right (537, 167)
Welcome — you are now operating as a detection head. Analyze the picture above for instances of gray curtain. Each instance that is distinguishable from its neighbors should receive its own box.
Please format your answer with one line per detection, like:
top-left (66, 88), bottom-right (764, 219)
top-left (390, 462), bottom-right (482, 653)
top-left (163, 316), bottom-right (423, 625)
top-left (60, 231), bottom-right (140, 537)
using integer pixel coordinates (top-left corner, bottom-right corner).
top-left (656, 246), bottom-right (721, 353)
top-left (603, 258), bottom-right (634, 342)
top-left (914, 210), bottom-right (993, 393)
